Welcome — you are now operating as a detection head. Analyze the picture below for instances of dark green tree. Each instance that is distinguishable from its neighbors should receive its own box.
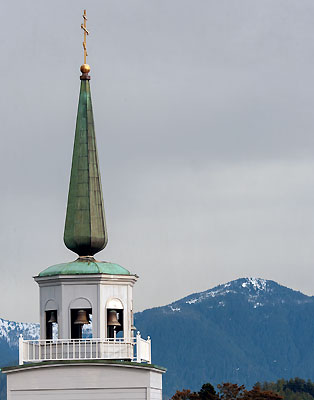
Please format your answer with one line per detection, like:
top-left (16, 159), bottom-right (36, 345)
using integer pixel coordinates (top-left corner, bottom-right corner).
top-left (199, 383), bottom-right (219, 400)
top-left (260, 378), bottom-right (314, 399)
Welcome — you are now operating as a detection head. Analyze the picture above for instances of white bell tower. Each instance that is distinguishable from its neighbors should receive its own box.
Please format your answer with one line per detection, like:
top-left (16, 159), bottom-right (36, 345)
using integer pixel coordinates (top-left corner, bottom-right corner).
top-left (3, 10), bottom-right (165, 399)
top-left (34, 259), bottom-right (138, 349)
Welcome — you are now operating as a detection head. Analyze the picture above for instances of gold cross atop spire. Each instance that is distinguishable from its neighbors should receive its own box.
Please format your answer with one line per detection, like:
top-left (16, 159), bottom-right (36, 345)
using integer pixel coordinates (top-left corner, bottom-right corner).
top-left (81, 10), bottom-right (89, 64)
top-left (81, 10), bottom-right (90, 76)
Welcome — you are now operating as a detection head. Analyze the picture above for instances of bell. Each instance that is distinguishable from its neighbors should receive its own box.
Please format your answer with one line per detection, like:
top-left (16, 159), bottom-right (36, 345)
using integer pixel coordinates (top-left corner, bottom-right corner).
top-left (74, 310), bottom-right (89, 325)
top-left (48, 311), bottom-right (57, 324)
top-left (107, 310), bottom-right (121, 327)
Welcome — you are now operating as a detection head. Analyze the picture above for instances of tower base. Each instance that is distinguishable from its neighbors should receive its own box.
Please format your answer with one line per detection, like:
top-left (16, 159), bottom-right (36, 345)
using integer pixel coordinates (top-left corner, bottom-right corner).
top-left (3, 360), bottom-right (166, 400)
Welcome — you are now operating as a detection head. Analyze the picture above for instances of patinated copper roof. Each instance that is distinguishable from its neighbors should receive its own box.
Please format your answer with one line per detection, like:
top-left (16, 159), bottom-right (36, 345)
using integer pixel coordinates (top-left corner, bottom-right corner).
top-left (64, 72), bottom-right (108, 257)
top-left (38, 259), bottom-right (130, 277)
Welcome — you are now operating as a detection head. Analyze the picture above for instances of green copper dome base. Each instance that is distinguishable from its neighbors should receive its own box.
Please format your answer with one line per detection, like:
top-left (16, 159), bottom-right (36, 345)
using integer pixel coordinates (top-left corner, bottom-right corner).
top-left (39, 257), bottom-right (131, 277)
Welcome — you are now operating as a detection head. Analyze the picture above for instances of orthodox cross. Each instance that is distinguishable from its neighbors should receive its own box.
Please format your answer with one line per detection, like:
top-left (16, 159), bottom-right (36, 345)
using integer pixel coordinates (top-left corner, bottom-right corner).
top-left (81, 10), bottom-right (89, 64)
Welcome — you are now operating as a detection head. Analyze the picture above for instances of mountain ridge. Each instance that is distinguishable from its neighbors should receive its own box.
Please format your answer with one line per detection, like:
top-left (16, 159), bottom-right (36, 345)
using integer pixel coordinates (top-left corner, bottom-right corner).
top-left (168, 277), bottom-right (313, 308)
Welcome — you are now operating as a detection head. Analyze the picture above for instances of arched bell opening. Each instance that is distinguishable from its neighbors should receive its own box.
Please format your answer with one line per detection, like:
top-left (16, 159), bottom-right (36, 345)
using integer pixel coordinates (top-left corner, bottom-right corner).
top-left (69, 297), bottom-right (93, 339)
top-left (106, 298), bottom-right (124, 339)
top-left (44, 300), bottom-right (59, 340)
top-left (71, 308), bottom-right (92, 339)
top-left (45, 310), bottom-right (58, 340)
top-left (107, 309), bottom-right (123, 338)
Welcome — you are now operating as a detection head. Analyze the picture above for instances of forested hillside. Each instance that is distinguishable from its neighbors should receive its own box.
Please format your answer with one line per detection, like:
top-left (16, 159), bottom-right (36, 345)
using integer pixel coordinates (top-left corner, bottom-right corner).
top-left (135, 278), bottom-right (314, 396)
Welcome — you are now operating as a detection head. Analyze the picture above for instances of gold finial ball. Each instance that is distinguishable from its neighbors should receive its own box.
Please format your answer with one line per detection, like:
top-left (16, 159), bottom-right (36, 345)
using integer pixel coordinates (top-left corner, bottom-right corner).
top-left (80, 64), bottom-right (91, 74)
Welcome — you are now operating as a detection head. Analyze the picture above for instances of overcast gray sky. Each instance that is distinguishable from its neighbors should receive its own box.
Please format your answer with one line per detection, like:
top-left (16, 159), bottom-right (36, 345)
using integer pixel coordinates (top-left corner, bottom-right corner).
top-left (2, 0), bottom-right (314, 322)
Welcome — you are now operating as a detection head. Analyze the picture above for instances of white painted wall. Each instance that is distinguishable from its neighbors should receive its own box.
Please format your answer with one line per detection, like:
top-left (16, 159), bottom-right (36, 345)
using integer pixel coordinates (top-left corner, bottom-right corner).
top-left (6, 362), bottom-right (164, 400)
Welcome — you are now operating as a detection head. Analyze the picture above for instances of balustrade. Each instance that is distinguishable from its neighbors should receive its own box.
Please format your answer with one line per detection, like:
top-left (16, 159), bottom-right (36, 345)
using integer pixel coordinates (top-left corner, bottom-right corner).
top-left (19, 332), bottom-right (151, 365)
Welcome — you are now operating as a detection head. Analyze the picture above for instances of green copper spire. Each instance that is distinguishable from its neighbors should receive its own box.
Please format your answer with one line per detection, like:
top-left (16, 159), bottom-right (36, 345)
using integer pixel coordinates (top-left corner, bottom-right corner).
top-left (64, 68), bottom-right (108, 257)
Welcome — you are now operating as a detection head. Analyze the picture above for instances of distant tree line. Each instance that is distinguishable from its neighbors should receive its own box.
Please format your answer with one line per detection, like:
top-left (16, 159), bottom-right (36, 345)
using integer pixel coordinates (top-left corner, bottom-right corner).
top-left (170, 378), bottom-right (314, 399)
top-left (170, 382), bottom-right (282, 399)
top-left (260, 378), bottom-right (314, 399)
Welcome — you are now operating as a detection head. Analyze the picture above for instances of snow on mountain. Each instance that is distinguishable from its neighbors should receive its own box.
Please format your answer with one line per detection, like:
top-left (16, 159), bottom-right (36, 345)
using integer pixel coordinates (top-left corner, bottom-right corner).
top-left (241, 277), bottom-right (267, 290)
top-left (167, 277), bottom-right (313, 312)
top-left (0, 318), bottom-right (39, 347)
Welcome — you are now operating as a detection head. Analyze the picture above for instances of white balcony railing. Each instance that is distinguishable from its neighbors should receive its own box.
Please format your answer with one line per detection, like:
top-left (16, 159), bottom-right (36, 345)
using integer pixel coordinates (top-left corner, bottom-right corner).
top-left (19, 332), bottom-right (151, 365)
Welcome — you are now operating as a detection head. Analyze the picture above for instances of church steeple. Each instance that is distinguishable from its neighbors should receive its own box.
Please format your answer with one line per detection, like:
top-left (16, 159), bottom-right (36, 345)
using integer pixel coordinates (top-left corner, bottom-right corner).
top-left (9, 14), bottom-right (162, 394)
top-left (64, 12), bottom-right (108, 257)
